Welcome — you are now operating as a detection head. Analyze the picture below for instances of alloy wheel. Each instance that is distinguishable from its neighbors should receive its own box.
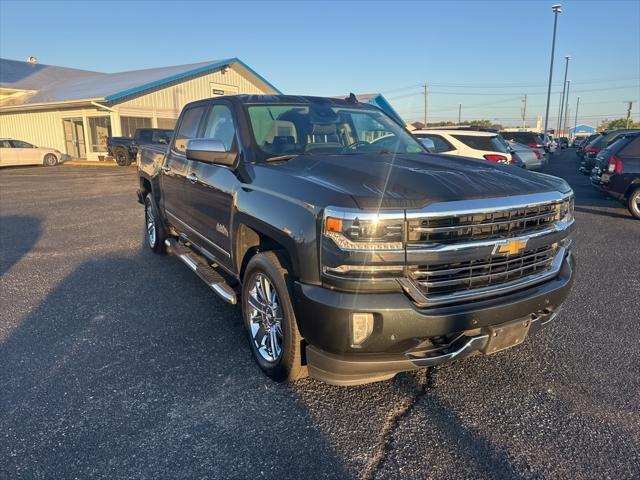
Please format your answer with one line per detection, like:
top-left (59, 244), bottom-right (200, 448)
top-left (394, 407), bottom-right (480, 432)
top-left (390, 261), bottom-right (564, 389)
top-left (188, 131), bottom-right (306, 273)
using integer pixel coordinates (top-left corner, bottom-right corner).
top-left (146, 201), bottom-right (156, 248)
top-left (247, 273), bottom-right (283, 362)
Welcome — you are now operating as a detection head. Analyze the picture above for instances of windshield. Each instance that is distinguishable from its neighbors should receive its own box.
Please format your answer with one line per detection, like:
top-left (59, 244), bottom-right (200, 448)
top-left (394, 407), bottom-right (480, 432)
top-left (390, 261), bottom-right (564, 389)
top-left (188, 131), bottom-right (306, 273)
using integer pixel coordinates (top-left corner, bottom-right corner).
top-left (247, 104), bottom-right (425, 159)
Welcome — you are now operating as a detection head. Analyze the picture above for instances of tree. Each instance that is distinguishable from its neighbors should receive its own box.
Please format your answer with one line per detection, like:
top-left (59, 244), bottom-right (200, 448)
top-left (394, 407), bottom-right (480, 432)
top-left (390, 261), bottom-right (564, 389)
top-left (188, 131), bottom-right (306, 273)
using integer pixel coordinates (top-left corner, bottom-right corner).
top-left (604, 118), bottom-right (640, 129)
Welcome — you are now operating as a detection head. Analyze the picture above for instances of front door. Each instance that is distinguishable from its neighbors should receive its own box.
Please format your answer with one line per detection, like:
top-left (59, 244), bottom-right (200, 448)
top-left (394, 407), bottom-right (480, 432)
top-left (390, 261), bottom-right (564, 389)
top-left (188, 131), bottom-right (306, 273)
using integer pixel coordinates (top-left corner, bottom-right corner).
top-left (183, 102), bottom-right (237, 270)
top-left (63, 118), bottom-right (86, 159)
top-left (160, 104), bottom-right (208, 234)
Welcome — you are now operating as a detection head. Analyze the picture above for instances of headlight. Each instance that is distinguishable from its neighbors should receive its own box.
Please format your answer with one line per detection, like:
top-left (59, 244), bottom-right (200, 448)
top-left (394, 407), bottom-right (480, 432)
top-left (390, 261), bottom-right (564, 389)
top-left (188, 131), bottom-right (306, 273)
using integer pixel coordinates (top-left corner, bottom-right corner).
top-left (559, 195), bottom-right (574, 223)
top-left (324, 208), bottom-right (404, 250)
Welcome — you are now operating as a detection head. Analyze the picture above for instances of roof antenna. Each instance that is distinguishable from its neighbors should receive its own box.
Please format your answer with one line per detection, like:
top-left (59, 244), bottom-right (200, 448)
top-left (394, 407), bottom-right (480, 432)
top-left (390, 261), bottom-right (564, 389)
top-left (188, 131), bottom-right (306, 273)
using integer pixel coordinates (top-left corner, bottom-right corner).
top-left (346, 93), bottom-right (358, 103)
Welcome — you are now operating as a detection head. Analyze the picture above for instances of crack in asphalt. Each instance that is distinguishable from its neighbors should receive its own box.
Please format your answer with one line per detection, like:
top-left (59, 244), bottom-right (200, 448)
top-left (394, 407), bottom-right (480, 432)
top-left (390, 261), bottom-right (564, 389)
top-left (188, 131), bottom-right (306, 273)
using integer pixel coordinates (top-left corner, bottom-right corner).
top-left (361, 368), bottom-right (433, 480)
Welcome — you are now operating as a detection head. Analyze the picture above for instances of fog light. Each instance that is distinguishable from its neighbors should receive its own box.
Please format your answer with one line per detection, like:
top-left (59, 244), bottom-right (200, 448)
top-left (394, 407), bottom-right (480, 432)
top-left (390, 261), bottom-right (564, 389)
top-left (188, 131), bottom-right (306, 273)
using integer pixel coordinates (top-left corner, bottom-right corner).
top-left (351, 313), bottom-right (374, 346)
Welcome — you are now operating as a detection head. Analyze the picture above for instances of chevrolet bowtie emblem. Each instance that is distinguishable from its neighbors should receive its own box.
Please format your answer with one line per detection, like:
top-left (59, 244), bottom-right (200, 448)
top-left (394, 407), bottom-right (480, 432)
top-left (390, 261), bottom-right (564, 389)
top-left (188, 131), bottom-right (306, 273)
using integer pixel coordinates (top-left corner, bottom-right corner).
top-left (493, 239), bottom-right (528, 255)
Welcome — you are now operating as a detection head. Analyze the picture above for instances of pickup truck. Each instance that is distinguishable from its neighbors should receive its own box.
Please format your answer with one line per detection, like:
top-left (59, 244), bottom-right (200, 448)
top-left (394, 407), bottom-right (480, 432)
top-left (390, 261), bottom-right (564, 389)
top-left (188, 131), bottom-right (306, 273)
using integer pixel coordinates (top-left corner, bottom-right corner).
top-left (107, 128), bottom-right (173, 166)
top-left (137, 94), bottom-right (575, 386)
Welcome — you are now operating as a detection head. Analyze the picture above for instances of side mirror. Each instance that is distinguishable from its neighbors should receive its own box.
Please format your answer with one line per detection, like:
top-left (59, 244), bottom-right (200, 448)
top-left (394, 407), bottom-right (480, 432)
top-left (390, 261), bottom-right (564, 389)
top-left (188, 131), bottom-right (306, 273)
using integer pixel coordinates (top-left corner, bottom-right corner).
top-left (186, 138), bottom-right (237, 166)
top-left (419, 137), bottom-right (435, 152)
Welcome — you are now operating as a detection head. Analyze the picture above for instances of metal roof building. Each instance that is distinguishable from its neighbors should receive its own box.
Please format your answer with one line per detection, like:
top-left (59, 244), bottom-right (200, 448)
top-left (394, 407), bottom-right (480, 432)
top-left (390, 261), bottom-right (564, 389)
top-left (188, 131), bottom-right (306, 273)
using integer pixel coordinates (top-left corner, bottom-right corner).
top-left (0, 57), bottom-right (280, 161)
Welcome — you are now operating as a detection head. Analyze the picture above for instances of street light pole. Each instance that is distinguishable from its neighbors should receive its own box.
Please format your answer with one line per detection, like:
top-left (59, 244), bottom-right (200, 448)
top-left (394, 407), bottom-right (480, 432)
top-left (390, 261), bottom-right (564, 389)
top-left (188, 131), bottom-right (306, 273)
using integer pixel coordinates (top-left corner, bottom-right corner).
top-left (573, 96), bottom-right (580, 139)
top-left (557, 56), bottom-right (570, 136)
top-left (543, 5), bottom-right (562, 143)
top-left (562, 80), bottom-right (571, 136)
top-left (458, 103), bottom-right (461, 125)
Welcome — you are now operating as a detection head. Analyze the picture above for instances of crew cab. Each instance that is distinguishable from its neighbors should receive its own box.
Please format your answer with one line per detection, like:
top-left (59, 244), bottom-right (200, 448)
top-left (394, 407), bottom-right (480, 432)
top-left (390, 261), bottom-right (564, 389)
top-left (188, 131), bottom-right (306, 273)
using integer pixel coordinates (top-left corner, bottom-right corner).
top-left (107, 128), bottom-right (173, 166)
top-left (137, 94), bottom-right (575, 385)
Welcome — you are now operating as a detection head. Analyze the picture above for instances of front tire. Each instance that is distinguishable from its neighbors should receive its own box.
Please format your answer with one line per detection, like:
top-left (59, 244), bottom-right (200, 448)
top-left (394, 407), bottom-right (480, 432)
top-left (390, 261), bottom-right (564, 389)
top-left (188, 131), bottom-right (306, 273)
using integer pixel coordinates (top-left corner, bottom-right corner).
top-left (144, 194), bottom-right (166, 253)
top-left (627, 187), bottom-right (640, 220)
top-left (242, 251), bottom-right (306, 382)
top-left (114, 148), bottom-right (131, 166)
top-left (43, 154), bottom-right (58, 167)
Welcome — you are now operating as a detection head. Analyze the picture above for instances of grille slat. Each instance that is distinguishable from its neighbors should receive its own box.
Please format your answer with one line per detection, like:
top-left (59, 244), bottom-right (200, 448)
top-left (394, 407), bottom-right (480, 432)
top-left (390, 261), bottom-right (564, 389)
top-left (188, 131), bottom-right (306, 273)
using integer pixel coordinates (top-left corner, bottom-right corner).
top-left (408, 202), bottom-right (562, 245)
top-left (409, 245), bottom-right (558, 297)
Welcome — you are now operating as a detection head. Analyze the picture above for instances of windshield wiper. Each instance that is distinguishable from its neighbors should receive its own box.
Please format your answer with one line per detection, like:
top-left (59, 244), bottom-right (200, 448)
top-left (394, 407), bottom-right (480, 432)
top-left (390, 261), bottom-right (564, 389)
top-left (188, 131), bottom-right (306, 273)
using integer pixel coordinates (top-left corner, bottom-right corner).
top-left (264, 152), bottom-right (313, 163)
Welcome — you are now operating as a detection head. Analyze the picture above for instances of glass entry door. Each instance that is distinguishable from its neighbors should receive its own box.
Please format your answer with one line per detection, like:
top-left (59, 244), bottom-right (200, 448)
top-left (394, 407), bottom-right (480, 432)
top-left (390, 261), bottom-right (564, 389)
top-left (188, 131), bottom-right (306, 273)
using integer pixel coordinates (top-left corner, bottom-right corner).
top-left (63, 118), bottom-right (87, 159)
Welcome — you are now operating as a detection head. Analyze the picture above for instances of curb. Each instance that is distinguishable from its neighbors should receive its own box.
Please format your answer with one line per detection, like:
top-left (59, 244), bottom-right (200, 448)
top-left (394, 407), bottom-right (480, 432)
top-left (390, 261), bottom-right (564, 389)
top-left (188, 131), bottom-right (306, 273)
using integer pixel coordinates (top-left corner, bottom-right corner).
top-left (63, 161), bottom-right (137, 167)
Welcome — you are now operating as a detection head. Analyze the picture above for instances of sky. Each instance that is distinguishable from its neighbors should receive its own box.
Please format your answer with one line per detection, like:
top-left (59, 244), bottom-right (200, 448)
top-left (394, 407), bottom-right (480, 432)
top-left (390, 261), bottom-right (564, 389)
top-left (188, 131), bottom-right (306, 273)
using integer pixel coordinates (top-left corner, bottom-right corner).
top-left (1, 0), bottom-right (638, 127)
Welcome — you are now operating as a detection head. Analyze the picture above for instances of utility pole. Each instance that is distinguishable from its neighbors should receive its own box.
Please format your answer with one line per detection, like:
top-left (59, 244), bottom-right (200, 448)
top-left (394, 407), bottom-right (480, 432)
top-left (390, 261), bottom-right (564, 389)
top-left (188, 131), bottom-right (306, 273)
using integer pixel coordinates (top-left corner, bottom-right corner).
top-left (543, 5), bottom-right (562, 143)
top-left (458, 103), bottom-right (462, 125)
top-left (522, 94), bottom-right (528, 128)
top-left (625, 101), bottom-right (635, 128)
top-left (563, 80), bottom-right (571, 136)
top-left (573, 96), bottom-right (580, 139)
top-left (557, 56), bottom-right (570, 135)
top-left (423, 83), bottom-right (428, 128)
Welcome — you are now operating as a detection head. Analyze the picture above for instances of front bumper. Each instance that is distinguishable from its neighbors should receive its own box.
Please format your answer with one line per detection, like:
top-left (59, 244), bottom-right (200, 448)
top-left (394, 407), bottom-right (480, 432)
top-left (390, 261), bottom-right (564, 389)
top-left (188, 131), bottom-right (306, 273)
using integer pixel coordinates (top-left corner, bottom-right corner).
top-left (295, 250), bottom-right (575, 385)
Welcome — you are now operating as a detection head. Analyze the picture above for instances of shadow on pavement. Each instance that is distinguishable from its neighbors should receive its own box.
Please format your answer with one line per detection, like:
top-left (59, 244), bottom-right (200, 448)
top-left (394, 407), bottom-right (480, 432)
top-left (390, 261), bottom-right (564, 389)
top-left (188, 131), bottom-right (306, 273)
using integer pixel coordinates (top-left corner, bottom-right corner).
top-left (0, 215), bottom-right (42, 277)
top-left (0, 249), bottom-right (348, 479)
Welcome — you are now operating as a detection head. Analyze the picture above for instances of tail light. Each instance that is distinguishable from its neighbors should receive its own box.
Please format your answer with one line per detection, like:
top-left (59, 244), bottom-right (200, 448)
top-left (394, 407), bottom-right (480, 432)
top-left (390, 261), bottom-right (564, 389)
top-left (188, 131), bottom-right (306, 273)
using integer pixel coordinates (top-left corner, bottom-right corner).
top-left (484, 154), bottom-right (511, 164)
top-left (586, 146), bottom-right (601, 154)
top-left (533, 150), bottom-right (541, 160)
top-left (608, 154), bottom-right (623, 174)
top-left (528, 143), bottom-right (542, 148)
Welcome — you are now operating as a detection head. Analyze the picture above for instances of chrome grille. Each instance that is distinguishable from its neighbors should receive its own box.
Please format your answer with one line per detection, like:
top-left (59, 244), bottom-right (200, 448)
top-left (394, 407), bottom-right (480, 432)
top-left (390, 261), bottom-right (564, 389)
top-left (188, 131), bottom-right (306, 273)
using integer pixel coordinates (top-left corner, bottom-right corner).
top-left (407, 202), bottom-right (562, 245)
top-left (409, 245), bottom-right (558, 297)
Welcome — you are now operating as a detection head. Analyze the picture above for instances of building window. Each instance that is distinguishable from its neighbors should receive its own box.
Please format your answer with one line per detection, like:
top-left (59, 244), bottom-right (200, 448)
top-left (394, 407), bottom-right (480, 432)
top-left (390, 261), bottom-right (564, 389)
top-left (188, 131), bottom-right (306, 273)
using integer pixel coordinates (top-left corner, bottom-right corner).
top-left (88, 117), bottom-right (111, 152)
top-left (120, 116), bottom-right (152, 138)
top-left (157, 118), bottom-right (177, 130)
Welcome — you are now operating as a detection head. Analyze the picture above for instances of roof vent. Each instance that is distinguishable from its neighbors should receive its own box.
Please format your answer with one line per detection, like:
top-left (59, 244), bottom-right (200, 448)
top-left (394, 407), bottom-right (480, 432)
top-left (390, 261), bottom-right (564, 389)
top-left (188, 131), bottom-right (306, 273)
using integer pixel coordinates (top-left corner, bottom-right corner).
top-left (27, 56), bottom-right (38, 64)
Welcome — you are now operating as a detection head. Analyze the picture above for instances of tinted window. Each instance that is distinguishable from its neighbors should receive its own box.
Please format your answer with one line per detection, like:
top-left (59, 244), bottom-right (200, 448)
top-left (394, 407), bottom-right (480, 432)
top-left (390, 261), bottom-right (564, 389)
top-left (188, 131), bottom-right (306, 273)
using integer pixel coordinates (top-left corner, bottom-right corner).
top-left (121, 117), bottom-right (152, 138)
top-left (452, 135), bottom-right (508, 153)
top-left (620, 137), bottom-right (640, 157)
top-left (1, 140), bottom-right (13, 148)
top-left (501, 132), bottom-right (542, 145)
top-left (173, 106), bottom-right (207, 155)
top-left (12, 140), bottom-right (33, 148)
top-left (202, 105), bottom-right (236, 151)
top-left (414, 134), bottom-right (454, 153)
top-left (151, 129), bottom-right (173, 144)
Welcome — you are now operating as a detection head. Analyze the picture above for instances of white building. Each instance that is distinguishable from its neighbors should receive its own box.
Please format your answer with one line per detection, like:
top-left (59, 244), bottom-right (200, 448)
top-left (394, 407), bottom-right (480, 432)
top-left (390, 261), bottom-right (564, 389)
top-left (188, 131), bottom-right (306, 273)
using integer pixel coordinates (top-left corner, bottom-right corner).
top-left (0, 57), bottom-right (280, 161)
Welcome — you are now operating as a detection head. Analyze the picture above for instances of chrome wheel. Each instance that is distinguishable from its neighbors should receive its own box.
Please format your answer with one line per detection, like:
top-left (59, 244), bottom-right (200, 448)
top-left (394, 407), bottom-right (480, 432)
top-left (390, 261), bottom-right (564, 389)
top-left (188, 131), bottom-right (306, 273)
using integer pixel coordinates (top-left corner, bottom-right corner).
top-left (145, 201), bottom-right (156, 248)
top-left (247, 273), bottom-right (283, 362)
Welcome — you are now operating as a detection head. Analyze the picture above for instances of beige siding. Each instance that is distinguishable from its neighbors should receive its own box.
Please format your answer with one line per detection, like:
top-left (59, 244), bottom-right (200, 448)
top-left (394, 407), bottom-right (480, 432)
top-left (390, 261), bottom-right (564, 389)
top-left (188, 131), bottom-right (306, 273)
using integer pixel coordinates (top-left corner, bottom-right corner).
top-left (116, 64), bottom-right (275, 117)
top-left (0, 62), bottom-right (278, 161)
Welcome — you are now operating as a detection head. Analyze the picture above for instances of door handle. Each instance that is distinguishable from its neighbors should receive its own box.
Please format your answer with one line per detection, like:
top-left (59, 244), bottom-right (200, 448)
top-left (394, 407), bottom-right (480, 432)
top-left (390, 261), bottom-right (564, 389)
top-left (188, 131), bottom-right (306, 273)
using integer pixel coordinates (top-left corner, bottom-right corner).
top-left (161, 164), bottom-right (171, 173)
top-left (186, 173), bottom-right (198, 183)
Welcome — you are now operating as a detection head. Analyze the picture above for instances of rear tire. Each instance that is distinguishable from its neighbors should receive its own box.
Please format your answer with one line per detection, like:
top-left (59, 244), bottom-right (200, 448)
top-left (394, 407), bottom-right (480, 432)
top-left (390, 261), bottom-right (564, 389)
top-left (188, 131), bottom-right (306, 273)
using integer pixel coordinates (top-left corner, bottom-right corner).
top-left (43, 154), bottom-right (58, 167)
top-left (242, 251), bottom-right (306, 382)
top-left (115, 148), bottom-right (131, 166)
top-left (627, 187), bottom-right (640, 220)
top-left (144, 194), bottom-right (166, 253)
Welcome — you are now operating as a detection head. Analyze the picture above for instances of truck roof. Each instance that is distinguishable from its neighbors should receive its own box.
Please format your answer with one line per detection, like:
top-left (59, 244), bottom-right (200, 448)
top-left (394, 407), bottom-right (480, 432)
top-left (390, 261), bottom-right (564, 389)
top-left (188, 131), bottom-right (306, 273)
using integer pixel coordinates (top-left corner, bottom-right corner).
top-left (185, 94), bottom-right (379, 109)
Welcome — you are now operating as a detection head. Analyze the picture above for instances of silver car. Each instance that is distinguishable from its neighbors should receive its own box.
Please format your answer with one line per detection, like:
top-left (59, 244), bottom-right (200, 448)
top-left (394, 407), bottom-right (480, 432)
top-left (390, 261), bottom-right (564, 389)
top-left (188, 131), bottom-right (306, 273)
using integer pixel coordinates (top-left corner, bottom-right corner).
top-left (506, 140), bottom-right (543, 170)
top-left (0, 139), bottom-right (62, 167)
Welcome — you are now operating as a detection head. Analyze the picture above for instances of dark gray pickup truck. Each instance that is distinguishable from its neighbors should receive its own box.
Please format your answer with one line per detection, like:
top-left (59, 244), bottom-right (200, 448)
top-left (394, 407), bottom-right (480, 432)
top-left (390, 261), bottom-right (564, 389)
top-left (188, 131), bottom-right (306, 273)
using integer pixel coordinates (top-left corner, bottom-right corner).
top-left (137, 94), bottom-right (575, 385)
top-left (107, 128), bottom-right (173, 166)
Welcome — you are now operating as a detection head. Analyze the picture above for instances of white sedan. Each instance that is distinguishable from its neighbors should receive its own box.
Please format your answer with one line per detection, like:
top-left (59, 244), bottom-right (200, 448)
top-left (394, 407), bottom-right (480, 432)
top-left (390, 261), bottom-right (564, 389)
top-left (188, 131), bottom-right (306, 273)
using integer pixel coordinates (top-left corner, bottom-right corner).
top-left (0, 139), bottom-right (62, 167)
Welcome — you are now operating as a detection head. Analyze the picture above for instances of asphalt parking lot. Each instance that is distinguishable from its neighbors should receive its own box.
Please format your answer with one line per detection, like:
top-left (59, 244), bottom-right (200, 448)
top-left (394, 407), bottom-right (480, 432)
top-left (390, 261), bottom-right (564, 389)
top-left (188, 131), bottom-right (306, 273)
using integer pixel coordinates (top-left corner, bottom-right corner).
top-left (1, 150), bottom-right (639, 480)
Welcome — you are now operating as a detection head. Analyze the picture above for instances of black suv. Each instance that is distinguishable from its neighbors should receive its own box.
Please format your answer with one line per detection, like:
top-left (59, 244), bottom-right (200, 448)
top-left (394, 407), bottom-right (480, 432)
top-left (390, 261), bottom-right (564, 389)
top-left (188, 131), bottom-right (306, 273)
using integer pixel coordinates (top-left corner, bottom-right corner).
top-left (137, 95), bottom-right (575, 385)
top-left (591, 132), bottom-right (640, 219)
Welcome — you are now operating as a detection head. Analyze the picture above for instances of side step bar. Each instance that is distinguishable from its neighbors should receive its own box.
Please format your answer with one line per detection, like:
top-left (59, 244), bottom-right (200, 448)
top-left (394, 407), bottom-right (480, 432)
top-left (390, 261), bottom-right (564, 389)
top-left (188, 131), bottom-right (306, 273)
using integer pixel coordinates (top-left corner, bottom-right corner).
top-left (164, 238), bottom-right (237, 305)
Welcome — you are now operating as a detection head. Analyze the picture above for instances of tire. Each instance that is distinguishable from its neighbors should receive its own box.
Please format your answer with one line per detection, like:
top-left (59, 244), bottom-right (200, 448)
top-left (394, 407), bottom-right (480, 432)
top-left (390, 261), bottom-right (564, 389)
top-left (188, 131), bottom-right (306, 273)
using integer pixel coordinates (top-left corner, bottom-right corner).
top-left (627, 187), bottom-right (640, 220)
top-left (43, 154), bottom-right (58, 167)
top-left (144, 194), bottom-right (166, 253)
top-left (242, 251), bottom-right (306, 382)
top-left (114, 148), bottom-right (131, 166)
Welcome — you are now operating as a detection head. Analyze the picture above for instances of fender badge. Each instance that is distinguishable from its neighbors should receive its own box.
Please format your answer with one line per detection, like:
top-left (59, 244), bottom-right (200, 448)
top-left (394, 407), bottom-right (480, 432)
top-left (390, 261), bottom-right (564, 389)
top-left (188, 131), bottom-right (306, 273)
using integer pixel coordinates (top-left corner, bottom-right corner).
top-left (493, 239), bottom-right (528, 255)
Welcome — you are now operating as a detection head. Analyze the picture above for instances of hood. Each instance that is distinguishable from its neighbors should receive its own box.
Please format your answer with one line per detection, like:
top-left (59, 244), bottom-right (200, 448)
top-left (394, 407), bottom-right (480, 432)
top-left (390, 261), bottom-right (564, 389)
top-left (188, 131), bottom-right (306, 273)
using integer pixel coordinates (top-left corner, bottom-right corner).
top-left (263, 153), bottom-right (570, 210)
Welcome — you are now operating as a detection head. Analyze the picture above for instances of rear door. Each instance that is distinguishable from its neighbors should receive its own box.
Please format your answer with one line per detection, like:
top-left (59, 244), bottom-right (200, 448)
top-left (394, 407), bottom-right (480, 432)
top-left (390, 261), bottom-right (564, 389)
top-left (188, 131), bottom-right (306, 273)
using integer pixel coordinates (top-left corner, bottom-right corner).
top-left (10, 140), bottom-right (38, 165)
top-left (160, 104), bottom-right (208, 231)
top-left (0, 140), bottom-right (17, 166)
top-left (182, 101), bottom-right (238, 269)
